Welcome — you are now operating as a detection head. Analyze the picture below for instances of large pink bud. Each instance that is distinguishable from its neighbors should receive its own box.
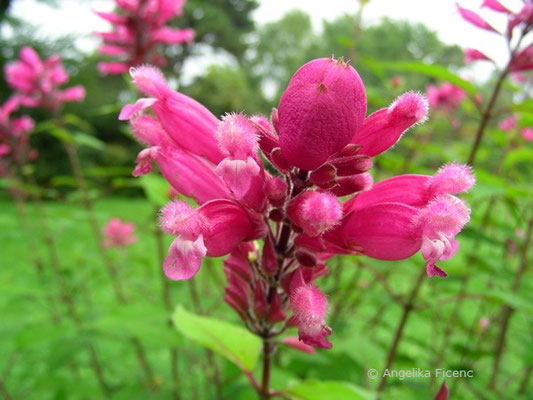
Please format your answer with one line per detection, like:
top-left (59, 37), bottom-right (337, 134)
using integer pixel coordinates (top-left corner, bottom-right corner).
top-left (277, 57), bottom-right (367, 171)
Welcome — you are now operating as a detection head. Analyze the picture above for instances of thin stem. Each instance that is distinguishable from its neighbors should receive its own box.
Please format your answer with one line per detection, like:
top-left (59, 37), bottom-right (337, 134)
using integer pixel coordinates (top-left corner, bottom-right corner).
top-left (260, 339), bottom-right (273, 400)
top-left (63, 141), bottom-right (127, 302)
top-left (488, 214), bottom-right (533, 389)
top-left (0, 378), bottom-right (12, 400)
top-left (377, 268), bottom-right (426, 395)
top-left (518, 366), bottom-right (532, 394)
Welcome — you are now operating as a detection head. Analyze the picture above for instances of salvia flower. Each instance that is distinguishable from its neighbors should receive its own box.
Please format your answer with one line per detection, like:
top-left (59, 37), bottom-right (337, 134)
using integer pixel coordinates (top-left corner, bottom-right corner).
top-left (4, 47), bottom-right (85, 111)
top-left (426, 83), bottom-right (465, 114)
top-left (0, 96), bottom-right (35, 178)
top-left (121, 58), bottom-right (474, 350)
top-left (95, 0), bottom-right (194, 74)
top-left (102, 217), bottom-right (137, 248)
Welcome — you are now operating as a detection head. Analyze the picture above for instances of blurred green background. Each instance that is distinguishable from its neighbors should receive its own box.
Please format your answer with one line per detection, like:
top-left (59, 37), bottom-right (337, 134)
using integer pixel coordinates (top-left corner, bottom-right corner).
top-left (1, 0), bottom-right (532, 399)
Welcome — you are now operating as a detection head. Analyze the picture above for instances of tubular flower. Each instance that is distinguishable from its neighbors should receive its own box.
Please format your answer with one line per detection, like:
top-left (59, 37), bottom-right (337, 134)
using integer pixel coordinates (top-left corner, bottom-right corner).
top-left (4, 47), bottom-right (85, 111)
top-left (95, 0), bottom-right (194, 74)
top-left (121, 58), bottom-right (474, 349)
top-left (0, 96), bottom-right (35, 178)
top-left (499, 114), bottom-right (517, 132)
top-left (464, 48), bottom-right (493, 64)
top-left (102, 217), bottom-right (137, 248)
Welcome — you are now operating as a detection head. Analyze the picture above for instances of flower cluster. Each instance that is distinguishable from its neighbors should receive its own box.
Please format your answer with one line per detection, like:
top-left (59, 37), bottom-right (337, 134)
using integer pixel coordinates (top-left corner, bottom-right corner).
top-left (120, 57), bottom-right (474, 349)
top-left (457, 1), bottom-right (533, 72)
top-left (95, 0), bottom-right (194, 75)
top-left (0, 96), bottom-right (35, 178)
top-left (102, 217), bottom-right (137, 248)
top-left (426, 83), bottom-right (466, 114)
top-left (4, 47), bottom-right (85, 111)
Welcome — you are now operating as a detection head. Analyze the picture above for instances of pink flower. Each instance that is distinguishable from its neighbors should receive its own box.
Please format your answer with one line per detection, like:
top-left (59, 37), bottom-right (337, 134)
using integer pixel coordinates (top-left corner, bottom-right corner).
top-left (95, 0), bottom-right (194, 74)
top-left (478, 316), bottom-right (490, 330)
top-left (499, 114), bottom-right (517, 131)
top-left (0, 96), bottom-right (35, 177)
top-left (121, 58), bottom-right (474, 350)
top-left (520, 127), bottom-right (533, 141)
top-left (102, 217), bottom-right (137, 248)
top-left (4, 47), bottom-right (85, 111)
top-left (426, 83), bottom-right (466, 113)
top-left (327, 163), bottom-right (474, 277)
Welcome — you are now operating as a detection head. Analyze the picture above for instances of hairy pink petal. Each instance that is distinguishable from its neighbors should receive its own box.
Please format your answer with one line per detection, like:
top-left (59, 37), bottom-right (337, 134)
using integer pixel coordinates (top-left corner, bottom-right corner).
top-left (159, 200), bottom-right (206, 236)
top-left (352, 92), bottom-right (428, 157)
top-left (428, 163), bottom-right (475, 196)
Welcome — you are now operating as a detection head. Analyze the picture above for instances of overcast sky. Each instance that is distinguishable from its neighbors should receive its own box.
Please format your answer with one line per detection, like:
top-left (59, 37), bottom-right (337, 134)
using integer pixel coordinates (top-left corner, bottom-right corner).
top-left (7, 0), bottom-right (530, 82)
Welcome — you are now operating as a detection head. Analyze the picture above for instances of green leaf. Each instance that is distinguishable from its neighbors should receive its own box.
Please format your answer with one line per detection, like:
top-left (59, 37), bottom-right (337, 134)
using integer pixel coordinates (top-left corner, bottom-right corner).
top-left (172, 306), bottom-right (261, 371)
top-left (511, 100), bottom-right (533, 113)
top-left (284, 380), bottom-right (374, 400)
top-left (364, 59), bottom-right (477, 97)
top-left (139, 174), bottom-right (169, 207)
top-left (502, 147), bottom-right (533, 169)
top-left (73, 132), bottom-right (105, 150)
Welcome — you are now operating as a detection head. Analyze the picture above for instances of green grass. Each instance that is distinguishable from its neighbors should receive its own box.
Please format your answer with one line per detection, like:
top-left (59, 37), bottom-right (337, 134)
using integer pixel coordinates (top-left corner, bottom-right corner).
top-left (1, 196), bottom-right (532, 399)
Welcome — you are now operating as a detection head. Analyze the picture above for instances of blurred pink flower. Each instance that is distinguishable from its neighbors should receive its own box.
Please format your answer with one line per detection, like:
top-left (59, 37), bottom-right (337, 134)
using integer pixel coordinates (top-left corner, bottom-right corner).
top-left (0, 96), bottom-right (35, 177)
top-left (520, 127), bottom-right (533, 141)
top-left (498, 114), bottom-right (517, 132)
top-left (464, 48), bottom-right (492, 64)
top-left (4, 47), bottom-right (85, 111)
top-left (103, 217), bottom-right (137, 248)
top-left (426, 83), bottom-right (466, 113)
top-left (95, 0), bottom-right (194, 74)
top-left (478, 316), bottom-right (490, 330)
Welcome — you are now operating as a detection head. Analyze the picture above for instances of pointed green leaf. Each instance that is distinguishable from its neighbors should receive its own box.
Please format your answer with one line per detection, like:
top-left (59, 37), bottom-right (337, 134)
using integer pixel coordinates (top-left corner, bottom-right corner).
top-left (172, 306), bottom-right (261, 371)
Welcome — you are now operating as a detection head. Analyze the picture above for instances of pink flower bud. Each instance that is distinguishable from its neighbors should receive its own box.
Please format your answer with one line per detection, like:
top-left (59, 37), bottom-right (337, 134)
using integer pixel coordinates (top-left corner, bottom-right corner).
top-left (288, 191), bottom-right (343, 237)
top-left (61, 86), bottom-right (85, 102)
top-left (278, 57), bottom-right (367, 170)
top-left (478, 317), bottom-right (490, 330)
top-left (290, 272), bottom-right (331, 349)
top-left (329, 173), bottom-right (373, 197)
top-left (265, 177), bottom-right (288, 205)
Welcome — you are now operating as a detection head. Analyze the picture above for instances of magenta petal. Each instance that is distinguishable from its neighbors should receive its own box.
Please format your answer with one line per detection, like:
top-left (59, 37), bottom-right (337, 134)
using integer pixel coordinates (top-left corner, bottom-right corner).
top-left (199, 200), bottom-right (252, 257)
top-left (156, 147), bottom-right (231, 205)
top-left (348, 174), bottom-right (431, 212)
top-left (215, 157), bottom-right (260, 199)
top-left (341, 202), bottom-right (421, 260)
top-left (119, 98), bottom-right (158, 120)
top-left (163, 236), bottom-right (207, 281)
top-left (456, 3), bottom-right (499, 33)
